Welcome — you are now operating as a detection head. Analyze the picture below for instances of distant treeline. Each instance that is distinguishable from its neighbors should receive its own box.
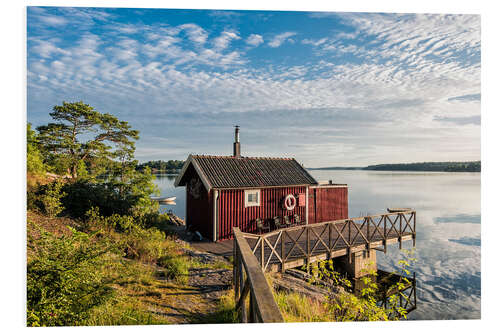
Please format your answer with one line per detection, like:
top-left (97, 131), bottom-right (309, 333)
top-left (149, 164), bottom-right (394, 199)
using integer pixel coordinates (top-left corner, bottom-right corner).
top-left (310, 161), bottom-right (481, 172)
top-left (136, 160), bottom-right (184, 173)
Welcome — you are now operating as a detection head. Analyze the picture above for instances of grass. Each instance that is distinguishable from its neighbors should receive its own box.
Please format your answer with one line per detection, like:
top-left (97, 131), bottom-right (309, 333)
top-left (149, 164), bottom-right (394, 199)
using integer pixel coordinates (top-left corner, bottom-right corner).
top-left (191, 290), bottom-right (238, 324)
top-left (27, 210), bottom-right (238, 326)
top-left (273, 291), bottom-right (330, 322)
top-left (157, 254), bottom-right (190, 285)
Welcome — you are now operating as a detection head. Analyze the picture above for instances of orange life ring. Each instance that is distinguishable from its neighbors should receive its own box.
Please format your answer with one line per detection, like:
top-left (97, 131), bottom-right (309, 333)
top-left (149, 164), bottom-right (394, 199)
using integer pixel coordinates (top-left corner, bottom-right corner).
top-left (284, 194), bottom-right (296, 211)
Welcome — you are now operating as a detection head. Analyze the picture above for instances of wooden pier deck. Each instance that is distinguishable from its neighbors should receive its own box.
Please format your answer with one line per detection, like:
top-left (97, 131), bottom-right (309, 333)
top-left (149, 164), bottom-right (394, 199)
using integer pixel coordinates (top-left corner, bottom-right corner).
top-left (192, 210), bottom-right (416, 272)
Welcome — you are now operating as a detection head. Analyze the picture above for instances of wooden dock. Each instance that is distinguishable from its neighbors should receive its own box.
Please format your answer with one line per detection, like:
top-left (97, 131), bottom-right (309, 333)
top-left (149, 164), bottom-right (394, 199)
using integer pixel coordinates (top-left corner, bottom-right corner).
top-left (192, 210), bottom-right (416, 272)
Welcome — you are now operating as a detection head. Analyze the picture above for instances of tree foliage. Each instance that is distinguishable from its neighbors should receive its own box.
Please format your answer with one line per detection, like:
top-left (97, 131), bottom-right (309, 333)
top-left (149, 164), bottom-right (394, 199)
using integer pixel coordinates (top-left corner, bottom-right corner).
top-left (136, 160), bottom-right (184, 173)
top-left (27, 224), bottom-right (117, 326)
top-left (36, 101), bottom-right (139, 179)
top-left (364, 161), bottom-right (480, 172)
top-left (27, 123), bottom-right (48, 176)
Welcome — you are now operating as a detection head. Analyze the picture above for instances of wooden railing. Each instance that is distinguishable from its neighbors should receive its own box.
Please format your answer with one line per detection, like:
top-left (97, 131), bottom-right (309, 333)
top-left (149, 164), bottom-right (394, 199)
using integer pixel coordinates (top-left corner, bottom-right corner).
top-left (233, 227), bottom-right (284, 323)
top-left (241, 210), bottom-right (416, 272)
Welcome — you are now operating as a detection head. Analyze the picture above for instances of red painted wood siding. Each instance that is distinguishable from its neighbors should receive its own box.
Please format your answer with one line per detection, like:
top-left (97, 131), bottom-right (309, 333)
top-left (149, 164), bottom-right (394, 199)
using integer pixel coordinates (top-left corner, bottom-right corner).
top-left (217, 186), bottom-right (307, 240)
top-left (185, 165), bottom-right (213, 239)
top-left (308, 186), bottom-right (348, 224)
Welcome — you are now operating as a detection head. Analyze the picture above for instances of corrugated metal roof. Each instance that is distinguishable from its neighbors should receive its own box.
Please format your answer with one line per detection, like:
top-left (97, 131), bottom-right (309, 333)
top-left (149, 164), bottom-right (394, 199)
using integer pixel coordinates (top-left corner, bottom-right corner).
top-left (175, 155), bottom-right (318, 189)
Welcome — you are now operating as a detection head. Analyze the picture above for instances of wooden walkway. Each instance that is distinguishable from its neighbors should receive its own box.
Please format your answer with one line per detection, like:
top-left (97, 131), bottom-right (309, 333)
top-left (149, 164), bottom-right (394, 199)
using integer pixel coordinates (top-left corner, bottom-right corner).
top-left (192, 211), bottom-right (416, 272)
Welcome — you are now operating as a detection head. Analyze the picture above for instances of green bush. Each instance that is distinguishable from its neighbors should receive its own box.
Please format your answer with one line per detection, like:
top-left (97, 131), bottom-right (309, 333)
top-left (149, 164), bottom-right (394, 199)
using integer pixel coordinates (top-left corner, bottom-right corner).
top-left (61, 181), bottom-right (130, 218)
top-left (39, 180), bottom-right (67, 217)
top-left (122, 225), bottom-right (166, 263)
top-left (27, 223), bottom-right (117, 326)
top-left (158, 254), bottom-right (189, 284)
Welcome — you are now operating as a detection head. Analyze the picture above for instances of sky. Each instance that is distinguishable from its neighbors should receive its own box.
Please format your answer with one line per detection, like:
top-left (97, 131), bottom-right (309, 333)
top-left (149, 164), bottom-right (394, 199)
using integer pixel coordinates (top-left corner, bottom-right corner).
top-left (26, 6), bottom-right (481, 167)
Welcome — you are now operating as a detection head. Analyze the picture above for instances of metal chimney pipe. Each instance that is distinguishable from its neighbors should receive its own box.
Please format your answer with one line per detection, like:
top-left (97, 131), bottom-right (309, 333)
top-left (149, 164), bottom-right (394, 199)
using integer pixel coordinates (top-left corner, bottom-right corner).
top-left (233, 125), bottom-right (241, 157)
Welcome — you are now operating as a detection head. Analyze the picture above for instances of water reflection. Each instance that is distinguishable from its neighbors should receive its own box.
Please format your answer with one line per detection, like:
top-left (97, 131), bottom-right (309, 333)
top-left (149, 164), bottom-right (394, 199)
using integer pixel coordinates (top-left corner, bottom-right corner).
top-left (352, 270), bottom-right (417, 319)
top-left (153, 170), bottom-right (481, 320)
top-left (152, 174), bottom-right (186, 218)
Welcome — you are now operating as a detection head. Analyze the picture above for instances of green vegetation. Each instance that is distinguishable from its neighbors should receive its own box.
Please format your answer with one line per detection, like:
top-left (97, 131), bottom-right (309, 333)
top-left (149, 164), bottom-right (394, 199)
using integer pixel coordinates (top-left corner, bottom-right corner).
top-left (273, 258), bottom-right (415, 322)
top-left (137, 160), bottom-right (184, 174)
top-left (309, 161), bottom-right (480, 172)
top-left (364, 161), bottom-right (480, 172)
top-left (26, 101), bottom-right (233, 327)
top-left (27, 123), bottom-right (49, 178)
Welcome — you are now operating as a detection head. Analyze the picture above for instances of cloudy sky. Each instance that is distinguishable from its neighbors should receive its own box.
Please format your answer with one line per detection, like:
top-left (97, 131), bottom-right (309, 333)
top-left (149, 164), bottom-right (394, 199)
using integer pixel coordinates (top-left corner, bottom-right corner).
top-left (27, 7), bottom-right (481, 167)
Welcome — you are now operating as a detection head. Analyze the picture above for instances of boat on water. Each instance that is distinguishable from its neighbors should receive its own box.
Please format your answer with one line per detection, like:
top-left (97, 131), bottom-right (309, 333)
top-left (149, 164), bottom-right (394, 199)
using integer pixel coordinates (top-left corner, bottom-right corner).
top-left (387, 208), bottom-right (412, 213)
top-left (151, 196), bottom-right (177, 203)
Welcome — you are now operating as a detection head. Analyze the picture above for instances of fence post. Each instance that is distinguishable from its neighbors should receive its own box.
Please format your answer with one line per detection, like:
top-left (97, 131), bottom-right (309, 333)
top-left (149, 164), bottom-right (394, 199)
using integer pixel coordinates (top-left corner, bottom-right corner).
top-left (280, 231), bottom-right (284, 272)
top-left (348, 220), bottom-right (351, 245)
top-left (328, 223), bottom-right (332, 252)
top-left (261, 237), bottom-right (265, 270)
top-left (399, 213), bottom-right (402, 250)
top-left (234, 241), bottom-right (239, 303)
top-left (306, 227), bottom-right (310, 272)
top-left (239, 256), bottom-right (246, 322)
top-left (413, 211), bottom-right (417, 247)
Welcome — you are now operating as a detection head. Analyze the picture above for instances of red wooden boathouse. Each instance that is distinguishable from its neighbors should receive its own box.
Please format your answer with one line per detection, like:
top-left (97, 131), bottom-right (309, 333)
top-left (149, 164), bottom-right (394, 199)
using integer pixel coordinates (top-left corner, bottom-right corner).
top-left (174, 127), bottom-right (348, 241)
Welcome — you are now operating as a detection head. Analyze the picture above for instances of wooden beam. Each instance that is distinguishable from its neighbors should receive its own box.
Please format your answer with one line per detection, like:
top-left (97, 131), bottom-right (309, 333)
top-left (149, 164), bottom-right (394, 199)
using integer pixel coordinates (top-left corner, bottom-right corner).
top-left (233, 228), bottom-right (284, 323)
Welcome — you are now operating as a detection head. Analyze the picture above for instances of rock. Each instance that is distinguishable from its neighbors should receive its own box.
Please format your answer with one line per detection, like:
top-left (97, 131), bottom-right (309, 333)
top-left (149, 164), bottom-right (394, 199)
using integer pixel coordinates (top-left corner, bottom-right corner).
top-left (271, 273), bottom-right (331, 302)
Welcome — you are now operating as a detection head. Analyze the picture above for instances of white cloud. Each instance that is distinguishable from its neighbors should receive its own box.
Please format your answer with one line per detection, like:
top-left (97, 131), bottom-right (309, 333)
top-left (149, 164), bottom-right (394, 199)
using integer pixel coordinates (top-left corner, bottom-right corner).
top-left (38, 15), bottom-right (68, 26)
top-left (213, 31), bottom-right (240, 50)
top-left (179, 23), bottom-right (208, 44)
top-left (30, 39), bottom-right (71, 58)
top-left (268, 32), bottom-right (296, 47)
top-left (246, 34), bottom-right (264, 47)
top-left (27, 13), bottom-right (480, 165)
top-left (302, 38), bottom-right (327, 46)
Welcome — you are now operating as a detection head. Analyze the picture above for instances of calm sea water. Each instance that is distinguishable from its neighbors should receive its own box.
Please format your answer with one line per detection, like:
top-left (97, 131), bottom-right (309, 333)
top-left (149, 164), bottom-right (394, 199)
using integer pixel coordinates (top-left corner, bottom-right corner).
top-left (153, 170), bottom-right (481, 320)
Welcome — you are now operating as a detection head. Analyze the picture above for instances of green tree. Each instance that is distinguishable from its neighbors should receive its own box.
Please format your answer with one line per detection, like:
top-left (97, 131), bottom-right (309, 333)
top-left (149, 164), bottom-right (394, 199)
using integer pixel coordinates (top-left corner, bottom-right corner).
top-left (27, 123), bottom-right (48, 176)
top-left (36, 101), bottom-right (139, 179)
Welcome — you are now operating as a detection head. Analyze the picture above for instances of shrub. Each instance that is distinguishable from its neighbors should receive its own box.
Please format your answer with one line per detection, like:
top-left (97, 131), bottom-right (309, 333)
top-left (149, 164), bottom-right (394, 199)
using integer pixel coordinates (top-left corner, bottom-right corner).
top-left (122, 225), bottom-right (167, 263)
top-left (39, 180), bottom-right (66, 217)
top-left (61, 181), bottom-right (130, 218)
top-left (157, 254), bottom-right (189, 285)
top-left (27, 223), bottom-right (117, 326)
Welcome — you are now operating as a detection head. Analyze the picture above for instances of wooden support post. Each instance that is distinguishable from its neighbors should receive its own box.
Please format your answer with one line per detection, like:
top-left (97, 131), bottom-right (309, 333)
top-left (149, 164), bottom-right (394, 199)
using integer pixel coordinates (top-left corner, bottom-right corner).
top-left (384, 216), bottom-right (387, 238)
top-left (234, 243), bottom-right (239, 303)
top-left (239, 258), bottom-right (247, 322)
top-left (280, 231), bottom-right (284, 272)
top-left (249, 292), bottom-right (255, 323)
top-left (306, 227), bottom-right (310, 272)
top-left (233, 238), bottom-right (237, 287)
top-left (367, 217), bottom-right (370, 241)
top-left (261, 237), bottom-right (265, 270)
top-left (348, 220), bottom-right (351, 245)
top-left (328, 223), bottom-right (332, 252)
top-left (399, 214), bottom-right (403, 249)
top-left (413, 211), bottom-right (417, 247)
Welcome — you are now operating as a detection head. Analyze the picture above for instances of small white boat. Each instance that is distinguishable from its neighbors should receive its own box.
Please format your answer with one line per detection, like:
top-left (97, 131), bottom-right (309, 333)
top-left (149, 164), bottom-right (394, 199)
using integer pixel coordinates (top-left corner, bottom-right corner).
top-left (387, 208), bottom-right (412, 213)
top-left (151, 196), bottom-right (177, 203)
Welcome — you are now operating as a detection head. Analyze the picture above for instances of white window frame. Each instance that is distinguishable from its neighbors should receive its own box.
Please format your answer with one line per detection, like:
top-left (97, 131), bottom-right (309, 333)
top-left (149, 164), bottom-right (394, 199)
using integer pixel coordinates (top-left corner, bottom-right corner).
top-left (244, 189), bottom-right (261, 207)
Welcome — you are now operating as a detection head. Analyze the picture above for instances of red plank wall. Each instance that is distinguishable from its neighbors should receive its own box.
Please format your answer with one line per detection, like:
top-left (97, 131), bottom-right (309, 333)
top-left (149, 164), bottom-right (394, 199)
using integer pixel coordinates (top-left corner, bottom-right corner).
top-left (216, 186), bottom-right (307, 240)
top-left (185, 165), bottom-right (212, 239)
top-left (308, 186), bottom-right (348, 224)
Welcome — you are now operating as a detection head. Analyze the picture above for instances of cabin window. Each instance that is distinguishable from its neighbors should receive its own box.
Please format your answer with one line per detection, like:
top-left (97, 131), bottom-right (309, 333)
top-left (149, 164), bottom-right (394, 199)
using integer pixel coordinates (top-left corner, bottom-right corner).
top-left (244, 189), bottom-right (260, 207)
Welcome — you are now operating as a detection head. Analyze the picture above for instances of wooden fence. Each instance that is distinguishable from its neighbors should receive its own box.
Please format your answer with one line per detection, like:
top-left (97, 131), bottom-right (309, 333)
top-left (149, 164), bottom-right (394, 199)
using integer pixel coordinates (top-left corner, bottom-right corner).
top-left (233, 227), bottom-right (284, 323)
top-left (240, 211), bottom-right (416, 272)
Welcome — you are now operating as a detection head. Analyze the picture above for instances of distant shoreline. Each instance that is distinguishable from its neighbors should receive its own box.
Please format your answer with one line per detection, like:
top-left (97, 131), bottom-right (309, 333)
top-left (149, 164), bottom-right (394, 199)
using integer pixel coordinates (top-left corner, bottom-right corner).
top-left (308, 161), bottom-right (481, 173)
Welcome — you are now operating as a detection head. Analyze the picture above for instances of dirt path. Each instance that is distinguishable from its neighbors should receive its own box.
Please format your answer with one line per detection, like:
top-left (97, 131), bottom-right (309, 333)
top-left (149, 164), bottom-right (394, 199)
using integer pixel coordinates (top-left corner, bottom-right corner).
top-left (141, 246), bottom-right (234, 324)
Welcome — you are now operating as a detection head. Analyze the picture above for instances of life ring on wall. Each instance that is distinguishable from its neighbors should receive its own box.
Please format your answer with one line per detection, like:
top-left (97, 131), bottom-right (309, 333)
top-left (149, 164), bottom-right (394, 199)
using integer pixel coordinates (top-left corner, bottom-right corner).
top-left (284, 194), bottom-right (296, 211)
